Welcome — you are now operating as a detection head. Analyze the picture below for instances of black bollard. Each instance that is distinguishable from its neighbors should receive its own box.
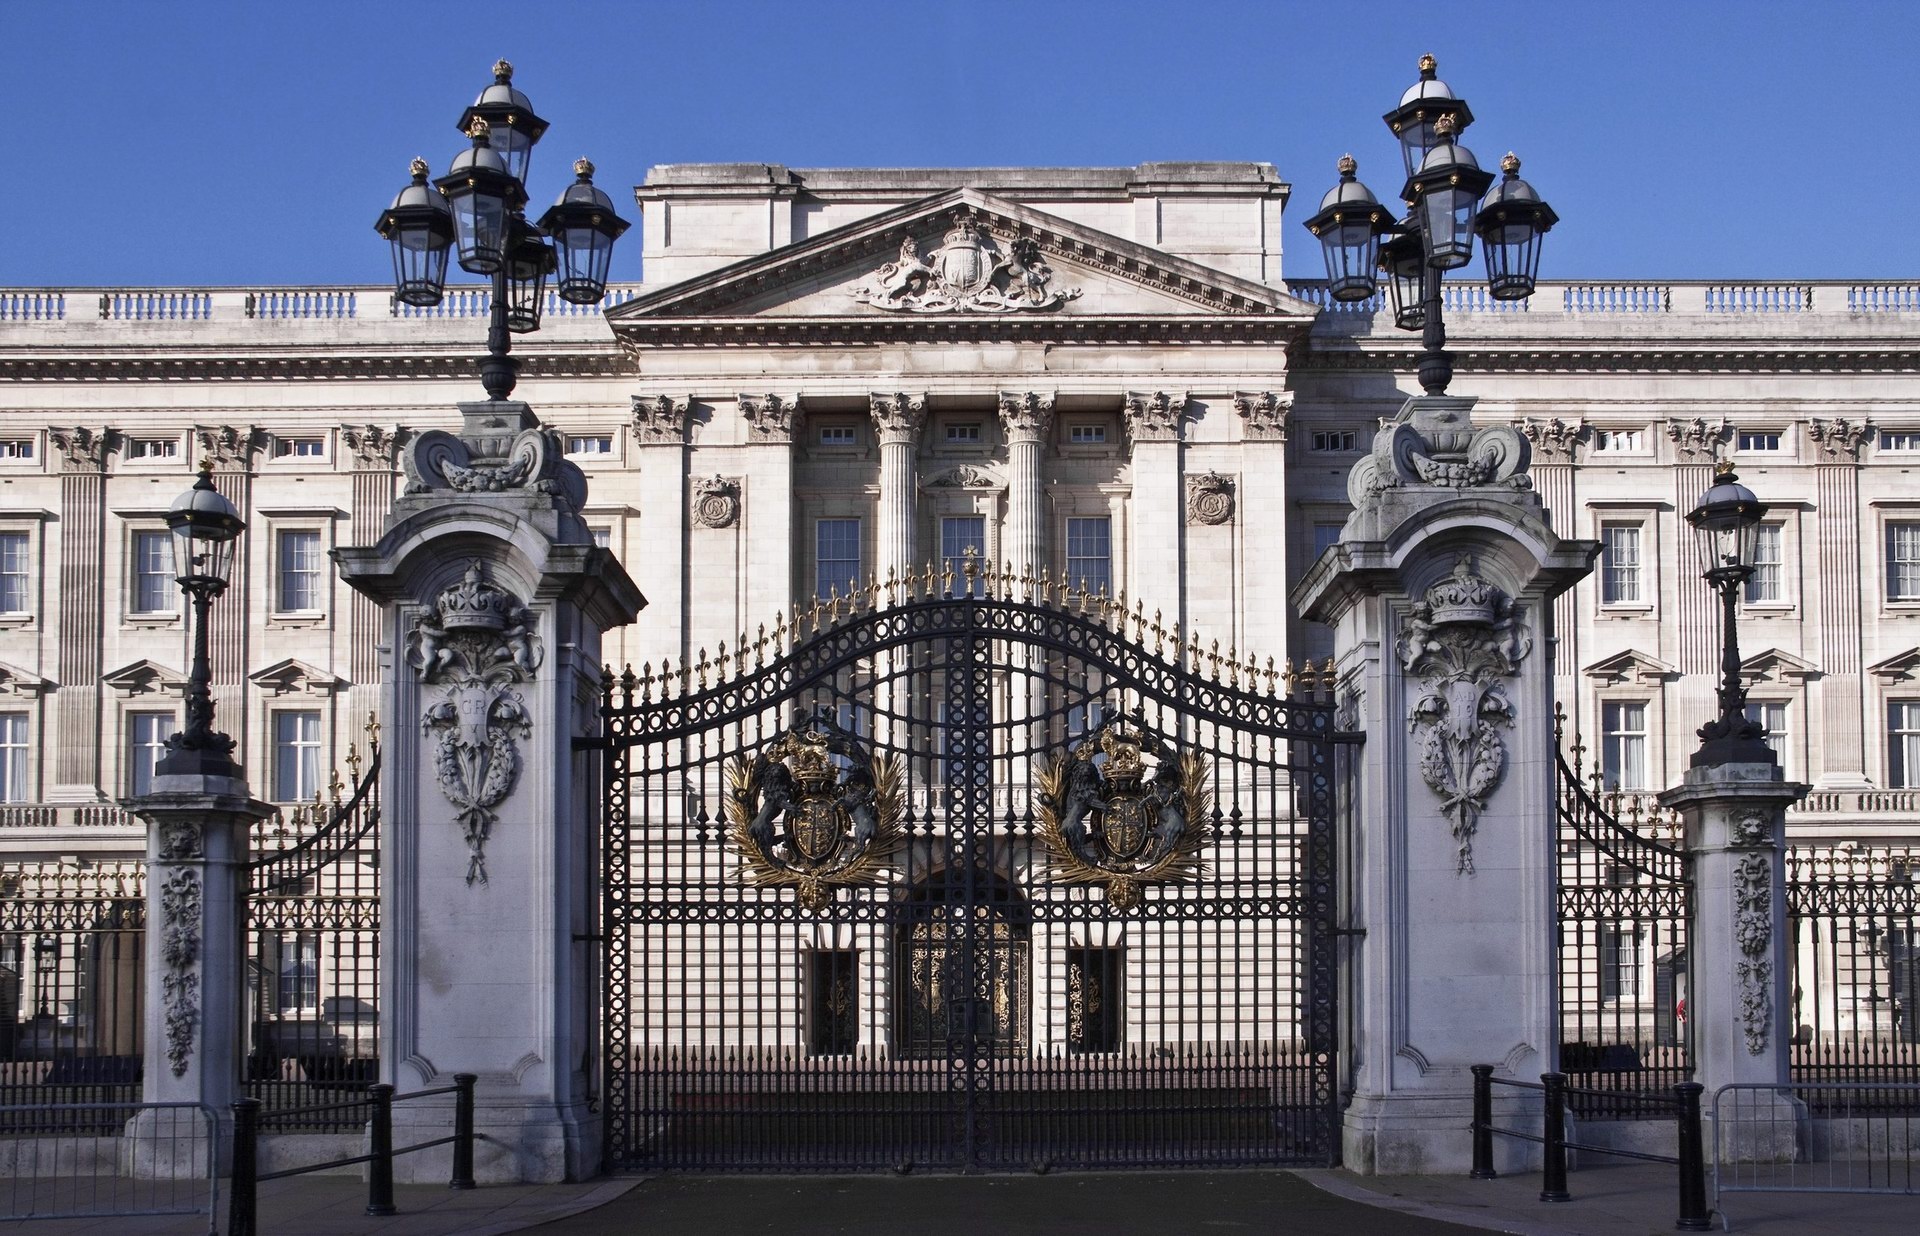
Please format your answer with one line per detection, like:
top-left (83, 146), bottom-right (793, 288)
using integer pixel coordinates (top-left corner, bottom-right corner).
top-left (229, 1098), bottom-right (261, 1236)
top-left (452, 1073), bottom-right (478, 1190)
top-left (366, 1083), bottom-right (397, 1216)
top-left (1675, 1082), bottom-right (1711, 1231)
top-left (1540, 1072), bottom-right (1571, 1202)
top-left (1470, 1064), bottom-right (1497, 1179)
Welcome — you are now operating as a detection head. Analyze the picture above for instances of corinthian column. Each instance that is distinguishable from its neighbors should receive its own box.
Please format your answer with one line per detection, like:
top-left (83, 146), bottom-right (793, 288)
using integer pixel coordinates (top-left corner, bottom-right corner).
top-left (870, 393), bottom-right (927, 583)
top-left (998, 392), bottom-right (1054, 597)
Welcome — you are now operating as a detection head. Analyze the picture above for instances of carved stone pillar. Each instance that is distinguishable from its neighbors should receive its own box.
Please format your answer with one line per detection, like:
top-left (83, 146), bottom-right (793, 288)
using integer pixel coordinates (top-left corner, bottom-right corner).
top-left (1234, 391), bottom-right (1290, 658)
top-left (1123, 391), bottom-right (1187, 619)
top-left (124, 761), bottom-right (271, 1172)
top-left (343, 426), bottom-right (407, 714)
top-left (735, 394), bottom-right (798, 637)
top-left (870, 393), bottom-right (927, 582)
top-left (1659, 762), bottom-right (1809, 1159)
top-left (48, 427), bottom-right (111, 800)
top-left (629, 395), bottom-right (691, 668)
top-left (338, 400), bottom-right (645, 1182)
top-left (998, 391), bottom-right (1054, 596)
top-left (1668, 419), bottom-right (1729, 748)
top-left (1296, 394), bottom-right (1597, 1173)
top-left (1520, 418), bottom-right (1587, 714)
top-left (1808, 418), bottom-right (1875, 787)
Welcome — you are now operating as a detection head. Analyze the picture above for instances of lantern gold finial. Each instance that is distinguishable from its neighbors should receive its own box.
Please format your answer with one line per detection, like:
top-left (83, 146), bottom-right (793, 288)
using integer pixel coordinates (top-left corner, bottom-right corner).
top-left (1418, 53), bottom-right (1438, 75)
top-left (1337, 153), bottom-right (1357, 177)
top-left (1501, 152), bottom-right (1521, 175)
top-left (197, 455), bottom-right (214, 475)
top-left (574, 157), bottom-right (595, 179)
top-left (409, 156), bottom-right (430, 179)
top-left (467, 116), bottom-right (491, 141)
top-left (1434, 113), bottom-right (1457, 139)
top-left (1714, 459), bottom-right (1736, 479)
top-left (493, 59), bottom-right (514, 81)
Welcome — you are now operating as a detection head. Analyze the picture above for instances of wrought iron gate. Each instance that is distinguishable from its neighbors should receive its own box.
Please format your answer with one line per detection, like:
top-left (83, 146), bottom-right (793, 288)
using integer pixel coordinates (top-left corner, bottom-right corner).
top-left (592, 577), bottom-right (1343, 1172)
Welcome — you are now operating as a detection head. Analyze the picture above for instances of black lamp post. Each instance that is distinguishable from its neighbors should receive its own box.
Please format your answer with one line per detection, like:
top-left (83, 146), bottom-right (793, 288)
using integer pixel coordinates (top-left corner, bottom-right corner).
top-left (1306, 54), bottom-right (1559, 395)
top-left (1686, 462), bottom-right (1774, 767)
top-left (375, 61), bottom-right (631, 403)
top-left (154, 464), bottom-right (246, 781)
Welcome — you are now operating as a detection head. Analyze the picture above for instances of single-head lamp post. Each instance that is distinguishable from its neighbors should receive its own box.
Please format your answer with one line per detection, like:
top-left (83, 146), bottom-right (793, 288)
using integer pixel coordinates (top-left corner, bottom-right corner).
top-left (1687, 462), bottom-right (1774, 767)
top-left (154, 460), bottom-right (247, 781)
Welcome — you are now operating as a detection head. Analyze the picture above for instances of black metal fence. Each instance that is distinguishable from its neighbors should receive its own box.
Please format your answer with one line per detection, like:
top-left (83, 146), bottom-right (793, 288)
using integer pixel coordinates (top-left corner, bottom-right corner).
top-left (1787, 845), bottom-right (1920, 1099)
top-left (245, 730), bottom-right (382, 1130)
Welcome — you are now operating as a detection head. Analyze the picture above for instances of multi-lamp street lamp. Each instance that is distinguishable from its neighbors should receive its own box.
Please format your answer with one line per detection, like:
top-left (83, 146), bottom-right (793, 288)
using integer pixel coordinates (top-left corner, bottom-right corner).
top-left (375, 61), bottom-right (631, 402)
top-left (1304, 54), bottom-right (1559, 396)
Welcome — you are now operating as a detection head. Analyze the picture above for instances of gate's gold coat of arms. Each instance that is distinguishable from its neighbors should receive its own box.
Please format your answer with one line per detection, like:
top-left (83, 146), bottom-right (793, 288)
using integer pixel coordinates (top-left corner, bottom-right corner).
top-left (1035, 713), bottom-right (1213, 909)
top-left (725, 713), bottom-right (906, 909)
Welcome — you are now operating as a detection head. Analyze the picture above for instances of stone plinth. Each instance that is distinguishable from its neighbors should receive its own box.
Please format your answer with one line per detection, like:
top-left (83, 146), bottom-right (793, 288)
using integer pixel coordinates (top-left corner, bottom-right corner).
top-left (1295, 394), bottom-right (1598, 1173)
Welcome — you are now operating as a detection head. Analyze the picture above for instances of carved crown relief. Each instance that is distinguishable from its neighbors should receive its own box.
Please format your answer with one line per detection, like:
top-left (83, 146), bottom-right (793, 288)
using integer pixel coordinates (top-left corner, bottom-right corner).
top-left (408, 561), bottom-right (543, 886)
top-left (1185, 472), bottom-right (1235, 525)
top-left (692, 475), bottom-right (742, 528)
top-left (922, 465), bottom-right (1002, 491)
top-left (852, 211), bottom-right (1082, 314)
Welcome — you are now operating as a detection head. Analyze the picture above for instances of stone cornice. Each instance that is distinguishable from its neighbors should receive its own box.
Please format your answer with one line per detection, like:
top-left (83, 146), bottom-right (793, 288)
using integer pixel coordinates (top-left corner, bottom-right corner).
top-left (608, 314), bottom-right (1309, 352)
top-left (1297, 337), bottom-right (1920, 376)
top-left (0, 346), bottom-right (627, 384)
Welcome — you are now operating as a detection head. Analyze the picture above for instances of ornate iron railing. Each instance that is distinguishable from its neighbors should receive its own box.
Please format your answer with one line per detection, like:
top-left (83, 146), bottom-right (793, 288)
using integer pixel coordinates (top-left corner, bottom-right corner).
top-left (1554, 708), bottom-right (1693, 1118)
top-left (245, 725), bottom-right (381, 1130)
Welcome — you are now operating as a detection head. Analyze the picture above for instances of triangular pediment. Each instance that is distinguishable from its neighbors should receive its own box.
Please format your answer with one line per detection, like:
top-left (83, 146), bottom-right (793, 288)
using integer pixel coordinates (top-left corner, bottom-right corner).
top-left (0, 658), bottom-right (50, 697)
top-left (102, 659), bottom-right (186, 697)
top-left (1869, 647), bottom-right (1920, 684)
top-left (249, 657), bottom-right (346, 698)
top-left (607, 188), bottom-right (1320, 340)
top-left (1583, 649), bottom-right (1677, 686)
top-left (1739, 647), bottom-right (1820, 687)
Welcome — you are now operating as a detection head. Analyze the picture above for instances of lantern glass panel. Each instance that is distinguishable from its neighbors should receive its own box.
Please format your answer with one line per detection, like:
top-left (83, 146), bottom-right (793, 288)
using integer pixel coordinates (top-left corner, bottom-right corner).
top-left (449, 188), bottom-right (508, 275)
top-left (555, 225), bottom-right (615, 305)
top-left (1421, 187), bottom-right (1476, 269)
top-left (489, 126), bottom-right (536, 187)
top-left (1386, 251), bottom-right (1427, 330)
top-left (1321, 218), bottom-right (1381, 302)
top-left (504, 238), bottom-right (551, 333)
top-left (1483, 215), bottom-right (1543, 300)
top-left (1397, 119), bottom-right (1437, 179)
top-left (1693, 513), bottom-right (1762, 577)
top-left (388, 222), bottom-right (450, 307)
top-left (170, 522), bottom-right (239, 588)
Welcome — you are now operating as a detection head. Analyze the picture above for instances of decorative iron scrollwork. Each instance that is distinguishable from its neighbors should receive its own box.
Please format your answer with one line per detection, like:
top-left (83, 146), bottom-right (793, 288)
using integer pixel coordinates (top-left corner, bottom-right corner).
top-left (1035, 712), bottom-right (1212, 909)
top-left (724, 712), bottom-right (906, 910)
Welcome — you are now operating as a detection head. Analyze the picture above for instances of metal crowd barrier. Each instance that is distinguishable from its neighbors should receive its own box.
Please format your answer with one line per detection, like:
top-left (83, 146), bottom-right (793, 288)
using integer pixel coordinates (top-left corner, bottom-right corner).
top-left (228, 1073), bottom-right (476, 1236)
top-left (1470, 1064), bottom-right (1711, 1231)
top-left (1713, 1082), bottom-right (1918, 1213)
top-left (0, 1099), bottom-right (218, 1232)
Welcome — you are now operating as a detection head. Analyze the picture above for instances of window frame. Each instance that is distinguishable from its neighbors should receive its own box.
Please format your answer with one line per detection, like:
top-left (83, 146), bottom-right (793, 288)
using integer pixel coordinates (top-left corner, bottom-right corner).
top-left (1064, 515), bottom-right (1113, 597)
top-left (939, 514), bottom-right (988, 598)
top-left (1599, 522), bottom-right (1647, 608)
top-left (1743, 522), bottom-right (1787, 607)
top-left (564, 434), bottom-right (616, 460)
top-left (1600, 699), bottom-right (1651, 791)
top-left (271, 709), bottom-right (324, 804)
top-left (0, 435), bottom-right (37, 464)
top-left (127, 710), bottom-right (177, 797)
top-left (813, 516), bottom-right (862, 602)
top-left (1889, 700), bottom-right (1920, 790)
top-left (0, 529), bottom-right (33, 619)
top-left (269, 433), bottom-right (328, 462)
top-left (274, 527), bottom-right (327, 615)
top-left (0, 711), bottom-right (30, 803)
top-left (122, 436), bottom-right (182, 463)
top-left (129, 528), bottom-right (180, 618)
top-left (1887, 519), bottom-right (1920, 604)
top-left (1590, 427), bottom-right (1649, 455)
top-left (1308, 429), bottom-right (1358, 454)
top-left (1744, 698), bottom-right (1793, 779)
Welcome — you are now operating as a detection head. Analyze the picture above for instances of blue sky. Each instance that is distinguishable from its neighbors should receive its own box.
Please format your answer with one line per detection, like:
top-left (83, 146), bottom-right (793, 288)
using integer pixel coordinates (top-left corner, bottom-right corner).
top-left (3, 1), bottom-right (1911, 286)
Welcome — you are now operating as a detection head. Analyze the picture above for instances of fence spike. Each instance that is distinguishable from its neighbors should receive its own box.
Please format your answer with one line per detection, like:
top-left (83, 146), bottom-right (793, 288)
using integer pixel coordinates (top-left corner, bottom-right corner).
top-left (365, 711), bottom-right (382, 755)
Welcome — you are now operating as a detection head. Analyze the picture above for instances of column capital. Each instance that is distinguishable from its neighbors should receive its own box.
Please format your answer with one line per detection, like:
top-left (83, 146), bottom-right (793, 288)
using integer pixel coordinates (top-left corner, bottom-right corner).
top-left (1518, 416), bottom-right (1588, 464)
top-left (1232, 390), bottom-right (1291, 442)
top-left (869, 392), bottom-right (928, 446)
top-left (629, 394), bottom-right (692, 446)
top-left (342, 424), bottom-right (410, 471)
top-left (1122, 390), bottom-right (1188, 445)
top-left (1808, 416), bottom-right (1875, 461)
top-left (738, 393), bottom-right (801, 443)
top-left (996, 391), bottom-right (1055, 444)
top-left (195, 425), bottom-right (264, 472)
top-left (1666, 416), bottom-right (1731, 459)
top-left (50, 426), bottom-right (113, 474)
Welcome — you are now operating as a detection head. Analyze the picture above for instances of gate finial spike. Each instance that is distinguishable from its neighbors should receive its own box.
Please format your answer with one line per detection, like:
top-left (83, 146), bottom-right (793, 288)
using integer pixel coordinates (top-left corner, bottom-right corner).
top-left (1209, 639), bottom-right (1221, 681)
top-left (696, 646), bottom-right (711, 690)
top-left (1152, 609), bottom-right (1164, 655)
top-left (365, 711), bottom-right (382, 754)
top-left (1282, 658), bottom-right (1298, 697)
top-left (941, 558), bottom-right (956, 597)
top-left (884, 565), bottom-right (900, 607)
top-left (1321, 657), bottom-right (1338, 696)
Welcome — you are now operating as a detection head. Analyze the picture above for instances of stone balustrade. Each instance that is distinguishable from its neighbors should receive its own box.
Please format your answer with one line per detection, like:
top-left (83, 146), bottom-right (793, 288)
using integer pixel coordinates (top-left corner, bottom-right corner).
top-left (1286, 278), bottom-right (1920, 319)
top-left (0, 283), bottom-right (644, 325)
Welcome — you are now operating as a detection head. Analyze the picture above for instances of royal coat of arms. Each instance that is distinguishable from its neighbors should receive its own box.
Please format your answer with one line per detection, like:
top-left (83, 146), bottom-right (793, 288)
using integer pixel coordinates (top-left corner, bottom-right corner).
top-left (1035, 712), bottom-right (1213, 909)
top-left (725, 712), bottom-right (906, 909)
top-left (852, 210), bottom-right (1081, 313)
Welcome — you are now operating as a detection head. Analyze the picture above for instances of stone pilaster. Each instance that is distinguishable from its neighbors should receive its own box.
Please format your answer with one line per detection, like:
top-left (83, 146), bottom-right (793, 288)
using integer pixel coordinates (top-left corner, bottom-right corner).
top-left (339, 402), bottom-right (645, 1182)
top-left (998, 391), bottom-right (1054, 596)
top-left (1668, 419), bottom-right (1728, 748)
top-left (1519, 418), bottom-right (1587, 711)
top-left (1808, 417), bottom-right (1875, 788)
top-left (1659, 761), bottom-right (1810, 1160)
top-left (124, 768), bottom-right (272, 1172)
top-left (628, 395), bottom-right (691, 669)
top-left (197, 426), bottom-right (263, 769)
top-left (735, 394), bottom-right (800, 640)
top-left (343, 426), bottom-right (407, 706)
top-left (870, 393), bottom-right (927, 582)
top-left (1234, 391), bottom-right (1291, 661)
top-left (1296, 394), bottom-right (1597, 1174)
top-left (48, 427), bottom-right (111, 800)
top-left (1123, 391), bottom-right (1187, 618)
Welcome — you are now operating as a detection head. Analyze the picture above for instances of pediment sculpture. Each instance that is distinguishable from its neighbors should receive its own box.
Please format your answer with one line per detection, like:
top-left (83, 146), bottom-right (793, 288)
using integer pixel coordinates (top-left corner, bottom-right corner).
top-left (1036, 711), bottom-right (1213, 909)
top-left (852, 210), bottom-right (1082, 313)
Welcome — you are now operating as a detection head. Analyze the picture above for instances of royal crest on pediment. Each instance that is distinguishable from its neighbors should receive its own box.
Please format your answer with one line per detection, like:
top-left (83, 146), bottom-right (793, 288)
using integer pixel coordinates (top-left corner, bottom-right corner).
top-left (725, 712), bottom-right (907, 910)
top-left (852, 210), bottom-right (1081, 314)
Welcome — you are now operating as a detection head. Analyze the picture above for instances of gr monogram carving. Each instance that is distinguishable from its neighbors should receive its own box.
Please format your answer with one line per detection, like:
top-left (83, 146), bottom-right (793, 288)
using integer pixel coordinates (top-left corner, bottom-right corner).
top-left (408, 562), bottom-right (542, 885)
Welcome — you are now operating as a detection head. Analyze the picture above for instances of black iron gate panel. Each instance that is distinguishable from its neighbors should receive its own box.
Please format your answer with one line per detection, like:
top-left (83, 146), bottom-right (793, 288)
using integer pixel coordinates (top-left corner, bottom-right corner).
top-left (592, 590), bottom-right (1341, 1172)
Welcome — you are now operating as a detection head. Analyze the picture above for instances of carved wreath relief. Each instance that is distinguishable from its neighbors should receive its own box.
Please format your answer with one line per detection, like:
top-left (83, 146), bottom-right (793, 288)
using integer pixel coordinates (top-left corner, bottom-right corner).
top-left (1398, 557), bottom-right (1533, 875)
top-left (692, 475), bottom-right (741, 528)
top-left (1185, 472), bottom-right (1235, 525)
top-left (409, 562), bottom-right (542, 886)
top-left (1036, 712), bottom-right (1213, 910)
top-left (853, 210), bottom-right (1081, 313)
top-left (159, 867), bottom-right (201, 1076)
top-left (725, 713), bottom-right (907, 910)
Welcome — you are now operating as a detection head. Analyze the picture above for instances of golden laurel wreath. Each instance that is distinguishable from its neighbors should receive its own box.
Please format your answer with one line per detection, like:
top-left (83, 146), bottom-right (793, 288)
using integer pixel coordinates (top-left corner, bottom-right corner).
top-left (724, 736), bottom-right (906, 911)
top-left (1035, 728), bottom-right (1213, 910)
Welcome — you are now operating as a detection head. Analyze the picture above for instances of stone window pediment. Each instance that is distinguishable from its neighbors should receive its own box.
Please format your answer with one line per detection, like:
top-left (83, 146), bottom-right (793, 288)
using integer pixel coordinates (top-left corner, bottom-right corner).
top-left (1582, 649), bottom-right (1677, 688)
top-left (1868, 647), bottom-right (1920, 685)
top-left (249, 657), bottom-right (345, 698)
top-left (102, 658), bottom-right (187, 698)
top-left (1738, 648), bottom-right (1820, 688)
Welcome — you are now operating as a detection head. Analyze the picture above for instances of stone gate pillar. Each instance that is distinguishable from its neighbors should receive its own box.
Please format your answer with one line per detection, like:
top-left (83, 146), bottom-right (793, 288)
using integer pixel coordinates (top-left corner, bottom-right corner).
top-left (336, 400), bottom-right (644, 1183)
top-left (1295, 394), bottom-right (1597, 1173)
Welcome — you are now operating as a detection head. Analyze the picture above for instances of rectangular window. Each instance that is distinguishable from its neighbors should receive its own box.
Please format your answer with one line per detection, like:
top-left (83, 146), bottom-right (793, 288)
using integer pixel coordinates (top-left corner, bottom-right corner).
top-left (1592, 429), bottom-right (1644, 453)
top-left (1600, 524), bottom-right (1643, 605)
top-left (0, 532), bottom-right (29, 613)
top-left (1065, 517), bottom-right (1112, 597)
top-left (1889, 523), bottom-right (1920, 601)
top-left (0, 713), bottom-right (27, 803)
top-left (273, 436), bottom-right (325, 458)
top-left (815, 518), bottom-right (860, 600)
top-left (1310, 431), bottom-right (1355, 452)
top-left (1601, 701), bottom-right (1648, 791)
top-left (817, 425), bottom-right (858, 446)
top-left (1312, 522), bottom-right (1343, 560)
top-left (125, 437), bottom-right (178, 460)
top-left (128, 712), bottom-right (175, 797)
top-left (1745, 700), bottom-right (1789, 768)
top-left (273, 710), bottom-right (323, 803)
top-left (277, 530), bottom-right (324, 611)
top-left (132, 530), bottom-right (177, 613)
top-left (1745, 524), bottom-right (1784, 603)
top-left (1601, 928), bottom-right (1645, 1001)
top-left (1881, 432), bottom-right (1920, 452)
top-left (1891, 702), bottom-right (1920, 789)
top-left (1068, 424), bottom-right (1107, 445)
top-left (589, 527), bottom-right (611, 549)
top-left (1066, 698), bottom-right (1105, 741)
top-left (806, 950), bottom-right (858, 1057)
top-left (0, 439), bottom-right (33, 461)
top-left (945, 423), bottom-right (982, 444)
top-left (565, 435), bottom-right (613, 456)
top-left (276, 933), bottom-right (321, 1014)
top-left (1066, 946), bottom-right (1124, 1054)
top-left (941, 516), bottom-right (986, 597)
top-left (1737, 430), bottom-right (1782, 452)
